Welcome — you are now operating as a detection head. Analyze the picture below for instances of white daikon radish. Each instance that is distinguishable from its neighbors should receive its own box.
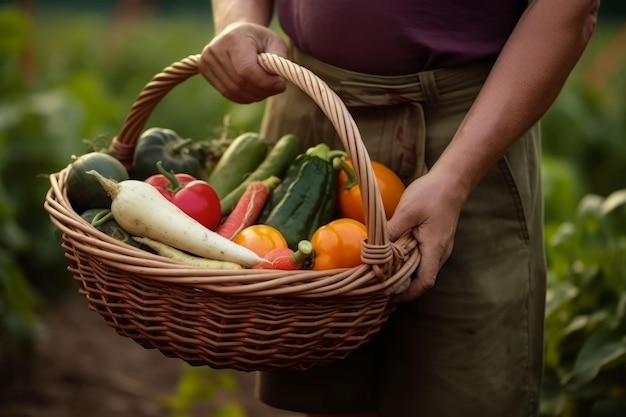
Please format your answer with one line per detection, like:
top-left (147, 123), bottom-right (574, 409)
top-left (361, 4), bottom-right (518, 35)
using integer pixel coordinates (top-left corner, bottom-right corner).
top-left (88, 170), bottom-right (267, 267)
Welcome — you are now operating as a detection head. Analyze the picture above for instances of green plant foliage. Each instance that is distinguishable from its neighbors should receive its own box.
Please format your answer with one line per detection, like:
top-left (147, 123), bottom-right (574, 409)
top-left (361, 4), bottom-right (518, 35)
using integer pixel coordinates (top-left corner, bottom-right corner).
top-left (542, 155), bottom-right (584, 226)
top-left (541, 22), bottom-right (626, 198)
top-left (33, 10), bottom-right (266, 143)
top-left (541, 189), bottom-right (626, 417)
top-left (0, 4), bottom-right (71, 378)
top-left (161, 365), bottom-right (246, 417)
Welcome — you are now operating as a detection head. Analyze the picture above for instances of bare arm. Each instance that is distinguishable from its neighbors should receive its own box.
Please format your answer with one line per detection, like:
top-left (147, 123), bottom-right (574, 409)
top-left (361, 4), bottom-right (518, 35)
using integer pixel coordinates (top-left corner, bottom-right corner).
top-left (199, 0), bottom-right (288, 103)
top-left (388, 0), bottom-right (599, 301)
top-left (432, 0), bottom-right (599, 197)
top-left (212, 0), bottom-right (274, 33)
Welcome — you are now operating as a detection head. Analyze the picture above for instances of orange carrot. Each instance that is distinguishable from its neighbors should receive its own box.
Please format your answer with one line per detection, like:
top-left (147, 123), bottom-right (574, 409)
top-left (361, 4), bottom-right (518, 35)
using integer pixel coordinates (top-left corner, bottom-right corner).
top-left (217, 176), bottom-right (281, 240)
top-left (253, 240), bottom-right (313, 270)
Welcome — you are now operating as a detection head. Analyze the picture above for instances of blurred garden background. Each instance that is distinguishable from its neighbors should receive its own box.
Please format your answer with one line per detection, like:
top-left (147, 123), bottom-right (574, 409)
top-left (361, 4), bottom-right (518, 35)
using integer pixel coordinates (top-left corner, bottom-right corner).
top-left (0, 1), bottom-right (625, 416)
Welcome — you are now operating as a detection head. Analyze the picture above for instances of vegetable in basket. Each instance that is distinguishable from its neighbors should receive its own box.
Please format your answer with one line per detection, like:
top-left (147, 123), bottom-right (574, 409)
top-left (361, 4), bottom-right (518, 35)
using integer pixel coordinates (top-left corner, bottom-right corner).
top-left (207, 132), bottom-right (269, 199)
top-left (80, 208), bottom-right (140, 247)
top-left (263, 143), bottom-right (344, 250)
top-left (334, 157), bottom-right (406, 224)
top-left (233, 224), bottom-right (288, 258)
top-left (87, 170), bottom-right (267, 267)
top-left (132, 236), bottom-right (243, 270)
top-left (132, 127), bottom-right (206, 180)
top-left (219, 133), bottom-right (303, 216)
top-left (66, 151), bottom-right (129, 212)
top-left (253, 240), bottom-right (314, 270)
top-left (217, 176), bottom-right (281, 240)
top-left (145, 161), bottom-right (222, 231)
top-left (310, 218), bottom-right (367, 270)
top-left (256, 152), bottom-right (307, 223)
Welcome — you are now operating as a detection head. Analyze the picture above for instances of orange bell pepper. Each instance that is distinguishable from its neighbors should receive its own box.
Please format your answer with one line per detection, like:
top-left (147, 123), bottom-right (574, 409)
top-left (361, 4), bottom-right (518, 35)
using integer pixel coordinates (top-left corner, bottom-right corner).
top-left (310, 218), bottom-right (367, 270)
top-left (334, 158), bottom-right (405, 224)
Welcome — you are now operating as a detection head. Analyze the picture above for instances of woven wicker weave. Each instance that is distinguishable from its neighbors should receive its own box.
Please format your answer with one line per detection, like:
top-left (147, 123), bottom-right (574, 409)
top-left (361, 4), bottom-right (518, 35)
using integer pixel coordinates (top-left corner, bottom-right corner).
top-left (44, 53), bottom-right (420, 372)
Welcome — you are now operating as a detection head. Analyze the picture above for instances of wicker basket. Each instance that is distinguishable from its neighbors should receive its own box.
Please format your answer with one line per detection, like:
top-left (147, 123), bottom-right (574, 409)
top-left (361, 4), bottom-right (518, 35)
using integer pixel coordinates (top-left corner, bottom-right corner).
top-left (44, 53), bottom-right (420, 372)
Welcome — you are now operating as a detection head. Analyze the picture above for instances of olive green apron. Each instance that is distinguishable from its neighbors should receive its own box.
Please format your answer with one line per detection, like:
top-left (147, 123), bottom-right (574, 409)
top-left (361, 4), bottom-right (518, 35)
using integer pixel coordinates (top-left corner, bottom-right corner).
top-left (257, 46), bottom-right (547, 417)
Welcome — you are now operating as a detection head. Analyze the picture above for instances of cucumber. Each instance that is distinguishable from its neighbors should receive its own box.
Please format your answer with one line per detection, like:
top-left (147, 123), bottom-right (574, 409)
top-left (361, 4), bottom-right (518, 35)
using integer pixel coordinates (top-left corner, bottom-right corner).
top-left (207, 132), bottom-right (269, 199)
top-left (220, 133), bottom-right (304, 216)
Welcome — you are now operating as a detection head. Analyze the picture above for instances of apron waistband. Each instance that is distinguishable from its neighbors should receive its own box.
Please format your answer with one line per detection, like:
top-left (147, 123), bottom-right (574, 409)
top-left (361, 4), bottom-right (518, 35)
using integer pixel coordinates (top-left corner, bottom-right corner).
top-left (289, 46), bottom-right (495, 108)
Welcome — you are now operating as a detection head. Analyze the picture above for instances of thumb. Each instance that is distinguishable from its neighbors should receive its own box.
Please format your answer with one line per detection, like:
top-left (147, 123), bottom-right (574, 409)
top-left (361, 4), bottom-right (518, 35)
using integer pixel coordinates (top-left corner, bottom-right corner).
top-left (259, 37), bottom-right (289, 90)
top-left (263, 36), bottom-right (289, 57)
top-left (386, 215), bottom-right (406, 242)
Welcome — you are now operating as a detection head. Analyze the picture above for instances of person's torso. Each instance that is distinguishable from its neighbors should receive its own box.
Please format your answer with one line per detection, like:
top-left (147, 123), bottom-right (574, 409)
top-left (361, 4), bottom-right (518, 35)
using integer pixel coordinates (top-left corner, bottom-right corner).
top-left (276, 0), bottom-right (527, 75)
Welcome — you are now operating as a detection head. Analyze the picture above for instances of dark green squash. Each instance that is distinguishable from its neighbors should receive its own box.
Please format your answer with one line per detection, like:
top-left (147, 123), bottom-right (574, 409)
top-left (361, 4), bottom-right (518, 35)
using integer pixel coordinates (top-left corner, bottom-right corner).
top-left (132, 127), bottom-right (205, 180)
top-left (80, 208), bottom-right (140, 247)
top-left (66, 152), bottom-right (129, 213)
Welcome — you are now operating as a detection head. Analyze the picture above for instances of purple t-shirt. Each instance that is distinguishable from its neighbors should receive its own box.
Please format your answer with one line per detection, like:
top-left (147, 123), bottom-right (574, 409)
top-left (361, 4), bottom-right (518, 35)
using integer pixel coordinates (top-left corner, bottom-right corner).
top-left (276, 0), bottom-right (527, 75)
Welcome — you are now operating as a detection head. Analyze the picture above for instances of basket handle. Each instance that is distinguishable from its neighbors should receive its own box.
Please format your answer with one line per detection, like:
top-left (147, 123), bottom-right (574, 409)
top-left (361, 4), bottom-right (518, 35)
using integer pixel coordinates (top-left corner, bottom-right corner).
top-left (110, 53), bottom-right (397, 273)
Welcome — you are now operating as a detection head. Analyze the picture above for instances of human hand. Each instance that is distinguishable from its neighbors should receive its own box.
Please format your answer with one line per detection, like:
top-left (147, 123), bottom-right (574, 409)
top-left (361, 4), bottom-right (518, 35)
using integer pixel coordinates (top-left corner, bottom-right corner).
top-left (199, 22), bottom-right (289, 104)
top-left (386, 170), bottom-right (467, 302)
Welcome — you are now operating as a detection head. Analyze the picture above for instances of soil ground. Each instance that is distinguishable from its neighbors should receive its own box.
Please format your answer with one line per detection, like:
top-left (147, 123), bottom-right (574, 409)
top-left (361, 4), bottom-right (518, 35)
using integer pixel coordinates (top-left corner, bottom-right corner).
top-left (1, 292), bottom-right (302, 417)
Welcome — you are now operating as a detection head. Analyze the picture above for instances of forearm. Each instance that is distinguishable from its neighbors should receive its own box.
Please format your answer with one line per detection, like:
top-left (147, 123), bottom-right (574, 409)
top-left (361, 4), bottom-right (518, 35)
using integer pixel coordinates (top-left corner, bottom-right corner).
top-left (212, 0), bottom-right (274, 35)
top-left (431, 0), bottom-right (599, 199)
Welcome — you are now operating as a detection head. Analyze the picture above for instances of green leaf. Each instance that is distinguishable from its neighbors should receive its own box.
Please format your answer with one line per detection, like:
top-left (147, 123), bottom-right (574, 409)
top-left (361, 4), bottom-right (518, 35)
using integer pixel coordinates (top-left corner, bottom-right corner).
top-left (549, 222), bottom-right (577, 250)
top-left (540, 367), bottom-right (568, 416)
top-left (542, 156), bottom-right (582, 224)
top-left (578, 194), bottom-right (605, 221)
top-left (546, 281), bottom-right (579, 318)
top-left (602, 189), bottom-right (626, 215)
top-left (565, 329), bottom-right (626, 392)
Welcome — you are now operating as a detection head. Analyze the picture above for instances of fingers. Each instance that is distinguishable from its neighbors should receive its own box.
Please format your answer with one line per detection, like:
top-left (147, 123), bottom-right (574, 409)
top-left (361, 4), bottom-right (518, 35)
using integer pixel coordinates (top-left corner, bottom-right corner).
top-left (392, 244), bottom-right (439, 302)
top-left (199, 25), bottom-right (288, 104)
top-left (264, 35), bottom-right (289, 58)
top-left (392, 226), bottom-right (454, 303)
top-left (202, 47), bottom-right (284, 103)
top-left (201, 46), bottom-right (285, 103)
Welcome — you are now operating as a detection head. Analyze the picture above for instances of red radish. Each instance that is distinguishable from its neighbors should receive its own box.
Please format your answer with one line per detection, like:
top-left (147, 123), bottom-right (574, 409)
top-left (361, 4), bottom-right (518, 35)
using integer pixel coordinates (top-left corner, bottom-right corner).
top-left (253, 240), bottom-right (313, 270)
top-left (217, 176), bottom-right (281, 240)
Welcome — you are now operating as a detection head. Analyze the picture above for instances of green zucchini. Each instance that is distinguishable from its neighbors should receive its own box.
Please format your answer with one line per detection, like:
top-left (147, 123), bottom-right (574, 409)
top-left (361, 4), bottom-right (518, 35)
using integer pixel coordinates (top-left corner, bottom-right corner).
top-left (256, 152), bottom-right (307, 223)
top-left (207, 132), bottom-right (269, 199)
top-left (263, 143), bottom-right (338, 250)
top-left (220, 133), bottom-right (304, 216)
